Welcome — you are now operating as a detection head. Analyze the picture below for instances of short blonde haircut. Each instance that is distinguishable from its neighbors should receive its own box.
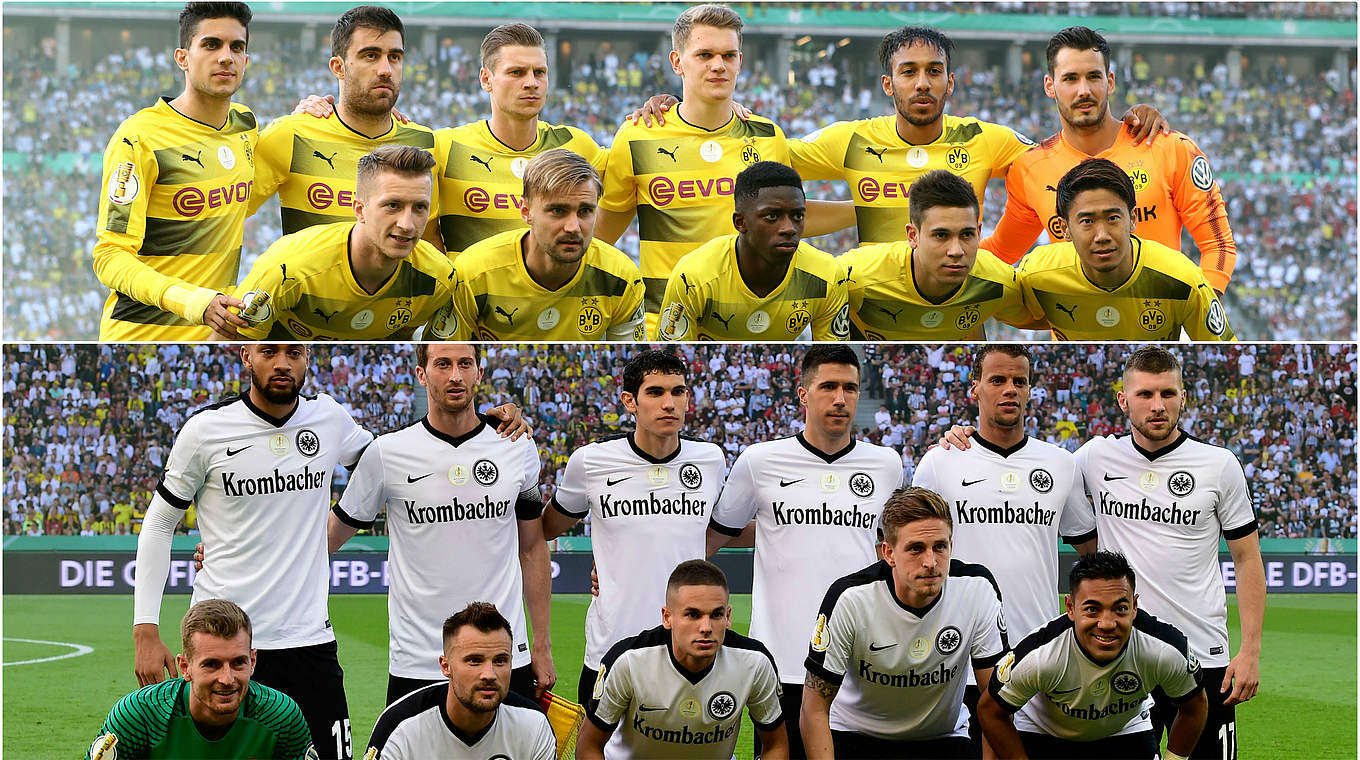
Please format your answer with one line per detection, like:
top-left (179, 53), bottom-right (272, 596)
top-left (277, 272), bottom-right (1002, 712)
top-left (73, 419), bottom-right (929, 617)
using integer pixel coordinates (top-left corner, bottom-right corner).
top-left (356, 144), bottom-right (435, 199)
top-left (181, 598), bottom-right (252, 656)
top-left (480, 22), bottom-right (543, 70)
top-left (881, 487), bottom-right (953, 545)
top-left (521, 148), bottom-right (602, 203)
top-left (672, 4), bottom-right (743, 52)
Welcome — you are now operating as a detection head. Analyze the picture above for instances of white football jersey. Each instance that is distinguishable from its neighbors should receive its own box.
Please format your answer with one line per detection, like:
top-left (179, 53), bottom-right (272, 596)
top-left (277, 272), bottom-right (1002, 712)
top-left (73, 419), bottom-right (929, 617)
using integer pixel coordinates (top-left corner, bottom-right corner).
top-left (913, 433), bottom-right (1096, 712)
top-left (365, 684), bottom-right (556, 760)
top-left (991, 610), bottom-right (1202, 739)
top-left (551, 434), bottom-right (726, 669)
top-left (587, 626), bottom-right (783, 760)
top-left (805, 560), bottom-right (1007, 741)
top-left (155, 393), bottom-right (372, 649)
top-left (1074, 432), bottom-right (1257, 667)
top-left (336, 416), bottom-right (543, 677)
top-left (711, 434), bottom-right (903, 682)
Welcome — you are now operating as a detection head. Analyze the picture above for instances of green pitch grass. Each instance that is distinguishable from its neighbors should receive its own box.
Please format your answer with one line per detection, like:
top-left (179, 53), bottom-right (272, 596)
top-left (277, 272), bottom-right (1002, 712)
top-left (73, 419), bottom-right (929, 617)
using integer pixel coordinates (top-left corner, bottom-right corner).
top-left (4, 594), bottom-right (1354, 758)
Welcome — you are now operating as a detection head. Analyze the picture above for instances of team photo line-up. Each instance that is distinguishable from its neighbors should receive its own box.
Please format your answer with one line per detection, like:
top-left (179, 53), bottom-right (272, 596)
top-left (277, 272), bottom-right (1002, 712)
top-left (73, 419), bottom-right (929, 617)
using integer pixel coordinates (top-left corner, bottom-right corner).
top-left (92, 1), bottom-right (1254, 343)
top-left (65, 340), bottom-right (1287, 760)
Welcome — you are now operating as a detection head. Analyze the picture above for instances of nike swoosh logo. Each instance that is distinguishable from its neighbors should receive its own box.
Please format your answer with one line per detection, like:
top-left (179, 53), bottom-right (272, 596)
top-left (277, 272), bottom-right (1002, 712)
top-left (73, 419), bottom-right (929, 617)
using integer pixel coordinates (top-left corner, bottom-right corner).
top-left (226, 446), bottom-right (251, 456)
top-left (606, 476), bottom-right (631, 486)
top-left (637, 705), bottom-right (666, 712)
top-left (961, 478), bottom-right (985, 487)
top-left (1051, 686), bottom-right (1081, 694)
top-left (779, 478), bottom-right (805, 487)
top-left (1103, 474), bottom-right (1127, 481)
top-left (868, 642), bottom-right (896, 651)
top-left (407, 474), bottom-right (432, 483)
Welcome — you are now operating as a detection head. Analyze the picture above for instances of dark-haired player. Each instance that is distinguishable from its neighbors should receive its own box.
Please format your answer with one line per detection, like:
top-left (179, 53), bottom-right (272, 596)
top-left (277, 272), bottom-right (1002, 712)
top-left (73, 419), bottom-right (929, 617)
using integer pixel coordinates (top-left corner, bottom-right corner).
top-left (94, 1), bottom-right (257, 340)
top-left (657, 161), bottom-right (849, 341)
top-left (541, 348), bottom-right (726, 708)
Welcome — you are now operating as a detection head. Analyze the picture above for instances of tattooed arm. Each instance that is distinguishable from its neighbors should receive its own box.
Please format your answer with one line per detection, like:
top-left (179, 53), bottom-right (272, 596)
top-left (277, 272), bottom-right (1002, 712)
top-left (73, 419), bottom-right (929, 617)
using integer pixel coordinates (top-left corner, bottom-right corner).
top-left (800, 671), bottom-right (840, 760)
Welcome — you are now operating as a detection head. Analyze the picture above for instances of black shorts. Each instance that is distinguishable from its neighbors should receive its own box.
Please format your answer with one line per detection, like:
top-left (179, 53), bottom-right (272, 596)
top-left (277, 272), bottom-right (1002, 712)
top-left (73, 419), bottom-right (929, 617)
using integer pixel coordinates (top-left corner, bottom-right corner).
top-left (963, 683), bottom-right (982, 751)
top-left (1020, 729), bottom-right (1158, 759)
top-left (579, 663), bottom-right (599, 710)
top-left (831, 730), bottom-right (975, 759)
top-left (253, 640), bottom-right (351, 760)
top-left (1152, 666), bottom-right (1234, 760)
top-left (388, 665), bottom-right (539, 708)
top-left (753, 682), bottom-right (808, 760)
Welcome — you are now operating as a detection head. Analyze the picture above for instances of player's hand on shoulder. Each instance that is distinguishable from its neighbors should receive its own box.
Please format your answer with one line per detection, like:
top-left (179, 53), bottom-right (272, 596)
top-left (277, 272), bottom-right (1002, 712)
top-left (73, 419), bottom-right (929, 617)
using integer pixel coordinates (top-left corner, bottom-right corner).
top-left (133, 624), bottom-right (178, 686)
top-left (936, 424), bottom-right (976, 451)
top-left (293, 94), bottom-right (335, 119)
top-left (193, 542), bottom-right (205, 571)
top-left (203, 293), bottom-right (248, 339)
top-left (489, 403), bottom-right (532, 441)
top-left (590, 562), bottom-right (600, 597)
top-left (627, 94), bottom-right (677, 127)
top-left (1121, 103), bottom-right (1172, 146)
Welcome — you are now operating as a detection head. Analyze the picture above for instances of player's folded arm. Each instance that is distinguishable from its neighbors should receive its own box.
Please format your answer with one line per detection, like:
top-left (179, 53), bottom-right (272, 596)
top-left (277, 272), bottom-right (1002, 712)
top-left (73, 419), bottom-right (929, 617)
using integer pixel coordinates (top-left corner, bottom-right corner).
top-left (330, 504), bottom-right (374, 531)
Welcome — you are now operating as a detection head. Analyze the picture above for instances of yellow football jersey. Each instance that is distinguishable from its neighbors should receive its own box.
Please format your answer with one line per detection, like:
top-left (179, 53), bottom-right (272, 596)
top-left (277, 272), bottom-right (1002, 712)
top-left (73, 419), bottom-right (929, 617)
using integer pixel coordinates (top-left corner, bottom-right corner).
top-left (234, 222), bottom-right (457, 341)
top-left (791, 114), bottom-right (1032, 245)
top-left (1016, 236), bottom-right (1234, 341)
top-left (657, 234), bottom-right (849, 342)
top-left (433, 120), bottom-right (605, 256)
top-left (839, 242), bottom-right (1030, 340)
top-left (601, 111), bottom-right (793, 316)
top-left (249, 113), bottom-right (440, 234)
top-left (93, 98), bottom-right (258, 341)
top-left (451, 229), bottom-right (645, 341)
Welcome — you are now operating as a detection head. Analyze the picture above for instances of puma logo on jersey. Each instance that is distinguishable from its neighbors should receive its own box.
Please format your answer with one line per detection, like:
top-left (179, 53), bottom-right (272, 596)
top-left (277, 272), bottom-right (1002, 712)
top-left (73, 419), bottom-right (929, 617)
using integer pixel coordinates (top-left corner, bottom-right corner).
top-left (680, 273), bottom-right (696, 295)
top-left (1045, 185), bottom-right (1058, 192)
top-left (313, 307), bottom-right (338, 323)
top-left (838, 266), bottom-right (854, 285)
top-left (182, 150), bottom-right (204, 167)
top-left (495, 306), bottom-right (519, 325)
top-left (122, 137), bottom-right (137, 148)
top-left (1055, 302), bottom-right (1077, 321)
top-left (877, 305), bottom-right (903, 323)
top-left (864, 146), bottom-right (887, 162)
top-left (657, 146), bottom-right (679, 162)
top-left (469, 155), bottom-right (493, 172)
top-left (313, 150), bottom-right (338, 170)
top-left (279, 263), bottom-right (296, 282)
top-left (711, 312), bottom-right (734, 329)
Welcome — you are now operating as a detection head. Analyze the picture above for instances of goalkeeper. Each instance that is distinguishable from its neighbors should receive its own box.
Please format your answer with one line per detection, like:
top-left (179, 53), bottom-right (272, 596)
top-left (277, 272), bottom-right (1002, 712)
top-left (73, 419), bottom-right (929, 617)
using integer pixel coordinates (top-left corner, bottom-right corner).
top-left (87, 599), bottom-right (315, 759)
top-left (364, 603), bottom-right (556, 760)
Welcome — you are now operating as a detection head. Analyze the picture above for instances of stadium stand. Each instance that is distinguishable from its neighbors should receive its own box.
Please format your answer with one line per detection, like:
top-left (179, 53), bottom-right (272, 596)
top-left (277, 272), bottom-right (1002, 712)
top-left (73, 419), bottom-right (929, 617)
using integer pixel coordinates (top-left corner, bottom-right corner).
top-left (3, 344), bottom-right (1354, 539)
top-left (2, 4), bottom-right (1355, 339)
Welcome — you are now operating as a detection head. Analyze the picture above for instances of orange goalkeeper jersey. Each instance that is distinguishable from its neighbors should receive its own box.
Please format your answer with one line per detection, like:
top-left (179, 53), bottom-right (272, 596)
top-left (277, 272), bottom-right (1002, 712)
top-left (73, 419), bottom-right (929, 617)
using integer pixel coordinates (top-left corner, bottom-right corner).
top-left (983, 128), bottom-right (1236, 293)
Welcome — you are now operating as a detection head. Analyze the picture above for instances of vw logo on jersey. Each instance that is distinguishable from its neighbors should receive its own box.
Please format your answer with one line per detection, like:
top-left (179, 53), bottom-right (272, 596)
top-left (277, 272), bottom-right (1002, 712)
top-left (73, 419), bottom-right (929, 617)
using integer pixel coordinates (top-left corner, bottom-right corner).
top-left (849, 472), bottom-right (874, 498)
top-left (746, 310), bottom-right (771, 334)
top-left (707, 691), bottom-right (738, 721)
top-left (648, 465), bottom-right (669, 486)
top-left (1190, 155), bottom-right (1214, 191)
top-left (1139, 471), bottom-right (1159, 491)
top-left (906, 146), bottom-right (928, 168)
top-left (1168, 470), bottom-right (1196, 497)
top-left (1187, 651), bottom-right (1200, 675)
top-left (296, 429), bottom-right (320, 457)
top-left (1029, 468), bottom-right (1053, 493)
top-left (700, 140), bottom-right (723, 163)
top-left (820, 472), bottom-right (840, 492)
top-left (679, 463), bottom-right (702, 490)
top-left (1206, 299), bottom-right (1227, 336)
top-left (537, 307), bottom-right (561, 330)
top-left (1096, 306), bottom-right (1120, 327)
top-left (831, 303), bottom-right (850, 339)
top-left (935, 626), bottom-right (962, 655)
top-left (1112, 671), bottom-right (1142, 694)
top-left (218, 145), bottom-right (236, 170)
top-left (919, 310), bottom-right (944, 328)
top-left (909, 636), bottom-right (931, 662)
top-left (351, 309), bottom-right (375, 331)
top-left (449, 463), bottom-right (470, 486)
top-left (474, 459), bottom-right (499, 486)
top-left (510, 157), bottom-right (529, 178)
top-left (1001, 471), bottom-right (1021, 492)
top-left (269, 433), bottom-right (289, 455)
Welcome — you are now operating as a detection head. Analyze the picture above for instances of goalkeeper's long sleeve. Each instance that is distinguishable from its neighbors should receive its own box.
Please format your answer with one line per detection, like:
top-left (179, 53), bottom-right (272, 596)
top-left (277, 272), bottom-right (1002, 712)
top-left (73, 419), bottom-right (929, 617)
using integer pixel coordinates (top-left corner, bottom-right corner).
top-left (133, 494), bottom-right (184, 626)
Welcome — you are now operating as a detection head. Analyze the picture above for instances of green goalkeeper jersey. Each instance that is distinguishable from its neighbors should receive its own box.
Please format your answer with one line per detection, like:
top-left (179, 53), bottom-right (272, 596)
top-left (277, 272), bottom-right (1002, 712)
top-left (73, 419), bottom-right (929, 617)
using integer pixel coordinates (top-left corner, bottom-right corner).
top-left (87, 679), bottom-right (314, 759)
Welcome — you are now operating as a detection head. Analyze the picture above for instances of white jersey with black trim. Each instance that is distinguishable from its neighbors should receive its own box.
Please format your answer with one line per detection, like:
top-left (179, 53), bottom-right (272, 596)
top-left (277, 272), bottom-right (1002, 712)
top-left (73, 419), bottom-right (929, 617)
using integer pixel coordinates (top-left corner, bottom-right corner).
top-left (1074, 432), bottom-right (1256, 667)
top-left (710, 434), bottom-right (903, 683)
top-left (912, 434), bottom-right (1096, 705)
top-left (804, 559), bottom-right (1008, 741)
top-left (586, 625), bottom-right (784, 760)
top-left (990, 610), bottom-right (1203, 739)
top-left (364, 683), bottom-right (556, 760)
top-left (151, 392), bottom-right (371, 649)
top-left (550, 434), bottom-right (727, 670)
top-left (335, 415), bottom-right (543, 677)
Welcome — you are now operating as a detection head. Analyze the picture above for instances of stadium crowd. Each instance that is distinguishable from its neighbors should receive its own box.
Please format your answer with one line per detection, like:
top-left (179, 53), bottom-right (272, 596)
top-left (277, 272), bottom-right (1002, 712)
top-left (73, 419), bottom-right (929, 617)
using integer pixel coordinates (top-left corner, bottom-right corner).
top-left (2, 11), bottom-right (1355, 340)
top-left (4, 343), bottom-right (1354, 540)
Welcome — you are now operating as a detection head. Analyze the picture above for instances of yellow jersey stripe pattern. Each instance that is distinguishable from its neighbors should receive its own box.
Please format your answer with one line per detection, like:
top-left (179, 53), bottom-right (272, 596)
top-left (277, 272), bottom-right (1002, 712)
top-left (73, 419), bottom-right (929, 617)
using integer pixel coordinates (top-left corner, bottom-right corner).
top-left (94, 98), bottom-right (258, 340)
top-left (234, 221), bottom-right (456, 340)
top-left (840, 242), bottom-right (1029, 339)
top-left (451, 229), bottom-right (645, 341)
top-left (434, 121), bottom-right (604, 256)
top-left (658, 235), bottom-right (849, 342)
top-left (1016, 237), bottom-right (1234, 341)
